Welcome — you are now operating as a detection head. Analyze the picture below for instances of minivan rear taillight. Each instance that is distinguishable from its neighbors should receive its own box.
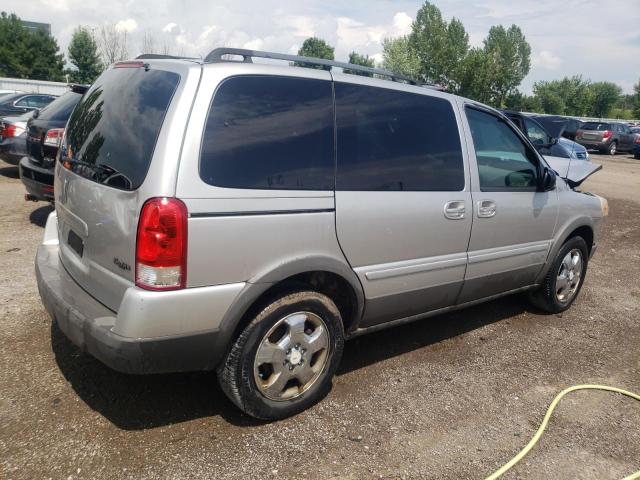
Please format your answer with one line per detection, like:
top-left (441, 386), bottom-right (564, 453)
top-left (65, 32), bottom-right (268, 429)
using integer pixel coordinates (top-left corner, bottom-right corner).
top-left (136, 197), bottom-right (188, 290)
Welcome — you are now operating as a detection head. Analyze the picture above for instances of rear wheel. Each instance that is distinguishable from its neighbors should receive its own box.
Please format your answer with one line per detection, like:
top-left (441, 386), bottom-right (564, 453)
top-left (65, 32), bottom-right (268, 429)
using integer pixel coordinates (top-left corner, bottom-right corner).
top-left (528, 236), bottom-right (589, 313)
top-left (217, 291), bottom-right (344, 420)
top-left (606, 141), bottom-right (617, 155)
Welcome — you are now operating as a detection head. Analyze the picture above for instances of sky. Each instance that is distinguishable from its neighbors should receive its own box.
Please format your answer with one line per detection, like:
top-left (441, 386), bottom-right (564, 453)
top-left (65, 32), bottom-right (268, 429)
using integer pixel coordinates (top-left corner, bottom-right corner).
top-left (7, 0), bottom-right (640, 93)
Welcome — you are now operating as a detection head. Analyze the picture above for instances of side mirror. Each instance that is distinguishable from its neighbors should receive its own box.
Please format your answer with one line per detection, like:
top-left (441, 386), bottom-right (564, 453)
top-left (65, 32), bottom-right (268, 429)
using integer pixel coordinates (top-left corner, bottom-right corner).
top-left (540, 167), bottom-right (556, 192)
top-left (549, 136), bottom-right (558, 146)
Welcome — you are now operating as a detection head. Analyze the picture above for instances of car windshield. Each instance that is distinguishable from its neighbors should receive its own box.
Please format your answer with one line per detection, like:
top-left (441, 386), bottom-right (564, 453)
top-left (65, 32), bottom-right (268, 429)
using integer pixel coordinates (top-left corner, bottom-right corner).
top-left (581, 122), bottom-right (611, 131)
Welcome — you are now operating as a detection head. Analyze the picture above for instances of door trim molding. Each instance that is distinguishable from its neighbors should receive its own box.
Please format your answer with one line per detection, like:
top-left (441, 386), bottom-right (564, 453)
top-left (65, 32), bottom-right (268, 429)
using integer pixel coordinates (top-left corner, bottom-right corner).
top-left (356, 252), bottom-right (468, 281)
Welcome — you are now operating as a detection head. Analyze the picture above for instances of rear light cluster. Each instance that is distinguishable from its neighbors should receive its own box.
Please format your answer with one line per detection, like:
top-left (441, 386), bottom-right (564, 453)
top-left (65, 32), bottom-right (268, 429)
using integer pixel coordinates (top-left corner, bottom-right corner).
top-left (1, 123), bottom-right (25, 139)
top-left (575, 129), bottom-right (582, 139)
top-left (635, 136), bottom-right (640, 145)
top-left (602, 130), bottom-right (613, 140)
top-left (135, 197), bottom-right (188, 291)
top-left (43, 128), bottom-right (64, 147)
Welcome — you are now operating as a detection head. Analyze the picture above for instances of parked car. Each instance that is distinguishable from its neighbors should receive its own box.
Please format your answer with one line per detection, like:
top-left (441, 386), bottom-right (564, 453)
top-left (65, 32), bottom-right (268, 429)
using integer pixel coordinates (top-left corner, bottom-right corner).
top-left (576, 121), bottom-right (636, 155)
top-left (533, 115), bottom-right (583, 141)
top-left (20, 85), bottom-right (88, 202)
top-left (634, 136), bottom-right (640, 159)
top-left (0, 93), bottom-right (57, 117)
top-left (0, 111), bottom-right (33, 165)
top-left (36, 50), bottom-right (607, 420)
top-left (502, 111), bottom-right (588, 161)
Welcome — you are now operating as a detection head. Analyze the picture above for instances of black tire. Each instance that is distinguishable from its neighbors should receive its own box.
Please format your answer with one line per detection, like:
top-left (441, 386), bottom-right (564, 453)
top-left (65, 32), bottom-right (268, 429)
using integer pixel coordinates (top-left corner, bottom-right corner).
top-left (606, 141), bottom-right (617, 155)
top-left (217, 291), bottom-right (344, 420)
top-left (528, 236), bottom-right (589, 313)
top-left (634, 152), bottom-right (640, 160)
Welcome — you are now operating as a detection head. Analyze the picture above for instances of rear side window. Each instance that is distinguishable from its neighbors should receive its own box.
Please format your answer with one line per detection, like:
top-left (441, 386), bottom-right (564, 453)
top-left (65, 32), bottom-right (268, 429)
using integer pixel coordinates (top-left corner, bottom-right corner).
top-left (335, 83), bottom-right (464, 191)
top-left (200, 76), bottom-right (334, 190)
top-left (37, 91), bottom-right (82, 122)
top-left (62, 67), bottom-right (180, 190)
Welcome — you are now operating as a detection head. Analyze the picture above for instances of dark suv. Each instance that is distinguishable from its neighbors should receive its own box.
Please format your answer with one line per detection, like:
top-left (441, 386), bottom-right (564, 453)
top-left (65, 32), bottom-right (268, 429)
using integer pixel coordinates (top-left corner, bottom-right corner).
top-left (576, 121), bottom-right (636, 155)
top-left (20, 85), bottom-right (87, 201)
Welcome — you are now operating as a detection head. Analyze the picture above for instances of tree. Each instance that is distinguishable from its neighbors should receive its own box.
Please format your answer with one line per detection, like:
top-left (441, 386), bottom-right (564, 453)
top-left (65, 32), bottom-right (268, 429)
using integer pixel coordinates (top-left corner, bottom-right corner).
top-left (408, 2), bottom-right (469, 90)
top-left (0, 12), bottom-right (64, 81)
top-left (141, 31), bottom-right (157, 54)
top-left (588, 81), bottom-right (622, 118)
top-left (483, 25), bottom-right (531, 107)
top-left (97, 23), bottom-right (129, 65)
top-left (457, 48), bottom-right (491, 102)
top-left (67, 26), bottom-right (102, 84)
top-left (381, 36), bottom-right (421, 80)
top-left (295, 37), bottom-right (334, 70)
top-left (633, 79), bottom-right (640, 119)
top-left (344, 51), bottom-right (374, 76)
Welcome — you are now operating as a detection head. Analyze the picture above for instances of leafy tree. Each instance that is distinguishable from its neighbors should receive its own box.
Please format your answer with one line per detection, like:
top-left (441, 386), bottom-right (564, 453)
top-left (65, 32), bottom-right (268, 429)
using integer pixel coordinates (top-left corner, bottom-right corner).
top-left (295, 37), bottom-right (334, 70)
top-left (67, 26), bottom-right (102, 84)
top-left (632, 79), bottom-right (640, 119)
top-left (457, 48), bottom-right (491, 102)
top-left (530, 76), bottom-right (591, 116)
top-left (409, 2), bottom-right (469, 90)
top-left (381, 36), bottom-right (421, 80)
top-left (344, 51), bottom-right (374, 76)
top-left (483, 25), bottom-right (531, 107)
top-left (504, 90), bottom-right (541, 112)
top-left (0, 12), bottom-right (64, 81)
top-left (588, 81), bottom-right (622, 118)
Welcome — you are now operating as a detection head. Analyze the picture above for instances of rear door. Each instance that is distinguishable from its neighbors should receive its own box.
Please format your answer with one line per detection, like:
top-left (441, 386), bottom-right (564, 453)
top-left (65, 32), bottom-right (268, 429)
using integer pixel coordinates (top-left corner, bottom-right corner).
top-left (619, 124), bottom-right (634, 150)
top-left (54, 61), bottom-right (199, 311)
top-left (458, 104), bottom-right (558, 303)
top-left (333, 78), bottom-right (472, 327)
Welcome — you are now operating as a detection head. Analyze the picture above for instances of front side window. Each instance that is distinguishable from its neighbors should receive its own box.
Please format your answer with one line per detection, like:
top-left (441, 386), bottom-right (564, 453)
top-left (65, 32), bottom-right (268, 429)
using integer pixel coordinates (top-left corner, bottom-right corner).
top-left (466, 107), bottom-right (539, 191)
top-left (14, 96), bottom-right (31, 107)
top-left (200, 76), bottom-right (334, 190)
top-left (335, 83), bottom-right (464, 191)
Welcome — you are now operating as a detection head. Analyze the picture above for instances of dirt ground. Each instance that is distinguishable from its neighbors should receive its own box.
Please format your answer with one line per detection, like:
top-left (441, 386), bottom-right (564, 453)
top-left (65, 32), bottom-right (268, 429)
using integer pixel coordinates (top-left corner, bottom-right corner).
top-left (0, 153), bottom-right (638, 480)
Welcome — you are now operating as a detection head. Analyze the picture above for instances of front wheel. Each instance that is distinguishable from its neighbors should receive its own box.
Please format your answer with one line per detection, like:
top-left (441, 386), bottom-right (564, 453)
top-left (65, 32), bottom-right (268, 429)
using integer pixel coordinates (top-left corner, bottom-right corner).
top-left (217, 291), bottom-right (344, 420)
top-left (528, 236), bottom-right (589, 313)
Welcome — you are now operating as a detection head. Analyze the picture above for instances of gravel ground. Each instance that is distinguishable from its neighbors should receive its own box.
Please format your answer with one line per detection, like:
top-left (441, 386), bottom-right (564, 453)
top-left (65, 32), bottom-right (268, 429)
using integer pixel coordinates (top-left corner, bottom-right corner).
top-left (0, 153), bottom-right (638, 480)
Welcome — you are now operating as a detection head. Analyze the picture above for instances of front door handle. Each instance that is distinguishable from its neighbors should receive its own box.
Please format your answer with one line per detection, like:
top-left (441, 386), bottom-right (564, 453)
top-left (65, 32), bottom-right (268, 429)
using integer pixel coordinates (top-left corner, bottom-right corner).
top-left (444, 200), bottom-right (466, 220)
top-left (477, 200), bottom-right (496, 218)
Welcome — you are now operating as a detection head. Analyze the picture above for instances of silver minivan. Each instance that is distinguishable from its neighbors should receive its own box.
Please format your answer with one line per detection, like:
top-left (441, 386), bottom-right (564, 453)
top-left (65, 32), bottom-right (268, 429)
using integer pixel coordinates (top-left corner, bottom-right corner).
top-left (36, 49), bottom-right (608, 420)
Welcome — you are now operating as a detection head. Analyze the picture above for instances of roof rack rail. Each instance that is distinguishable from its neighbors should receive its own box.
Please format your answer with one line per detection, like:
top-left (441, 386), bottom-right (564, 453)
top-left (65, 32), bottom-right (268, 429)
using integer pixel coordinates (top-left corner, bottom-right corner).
top-left (204, 47), bottom-right (420, 85)
top-left (136, 53), bottom-right (200, 61)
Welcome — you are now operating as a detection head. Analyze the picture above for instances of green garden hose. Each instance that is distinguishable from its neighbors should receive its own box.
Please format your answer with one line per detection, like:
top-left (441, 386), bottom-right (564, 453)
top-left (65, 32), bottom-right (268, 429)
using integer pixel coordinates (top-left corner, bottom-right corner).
top-left (485, 385), bottom-right (640, 480)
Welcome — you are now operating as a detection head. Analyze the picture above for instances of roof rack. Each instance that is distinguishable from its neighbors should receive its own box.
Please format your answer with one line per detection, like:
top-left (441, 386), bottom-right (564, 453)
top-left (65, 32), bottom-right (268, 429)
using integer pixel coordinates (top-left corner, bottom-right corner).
top-left (204, 47), bottom-right (420, 86)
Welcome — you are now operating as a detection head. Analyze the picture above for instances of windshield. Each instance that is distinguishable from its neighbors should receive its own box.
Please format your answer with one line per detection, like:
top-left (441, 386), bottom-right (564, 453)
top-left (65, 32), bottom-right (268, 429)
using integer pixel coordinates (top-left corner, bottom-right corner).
top-left (37, 91), bottom-right (83, 122)
top-left (581, 122), bottom-right (611, 131)
top-left (61, 66), bottom-right (180, 191)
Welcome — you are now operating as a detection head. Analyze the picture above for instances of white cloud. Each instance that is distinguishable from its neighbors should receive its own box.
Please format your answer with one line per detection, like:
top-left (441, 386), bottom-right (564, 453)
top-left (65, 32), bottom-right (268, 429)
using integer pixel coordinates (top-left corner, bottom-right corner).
top-left (392, 12), bottom-right (412, 35)
top-left (244, 38), bottom-right (264, 50)
top-left (115, 18), bottom-right (138, 33)
top-left (162, 22), bottom-right (178, 34)
top-left (532, 50), bottom-right (562, 70)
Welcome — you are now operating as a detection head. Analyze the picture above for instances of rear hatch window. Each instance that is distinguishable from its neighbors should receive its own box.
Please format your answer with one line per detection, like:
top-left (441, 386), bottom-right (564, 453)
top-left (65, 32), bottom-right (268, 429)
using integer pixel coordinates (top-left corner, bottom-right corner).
top-left (61, 66), bottom-right (180, 190)
top-left (581, 122), bottom-right (611, 131)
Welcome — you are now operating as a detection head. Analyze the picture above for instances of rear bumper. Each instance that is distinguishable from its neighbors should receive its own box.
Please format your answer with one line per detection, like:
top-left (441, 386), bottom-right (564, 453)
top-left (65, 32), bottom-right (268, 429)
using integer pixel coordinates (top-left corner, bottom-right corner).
top-left (19, 156), bottom-right (54, 201)
top-left (36, 242), bottom-right (227, 375)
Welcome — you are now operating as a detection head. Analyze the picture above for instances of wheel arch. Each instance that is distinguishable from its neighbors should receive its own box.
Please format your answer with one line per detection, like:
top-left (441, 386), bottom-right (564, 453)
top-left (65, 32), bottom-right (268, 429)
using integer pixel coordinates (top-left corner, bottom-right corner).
top-left (536, 218), bottom-right (595, 284)
top-left (208, 256), bottom-right (365, 369)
